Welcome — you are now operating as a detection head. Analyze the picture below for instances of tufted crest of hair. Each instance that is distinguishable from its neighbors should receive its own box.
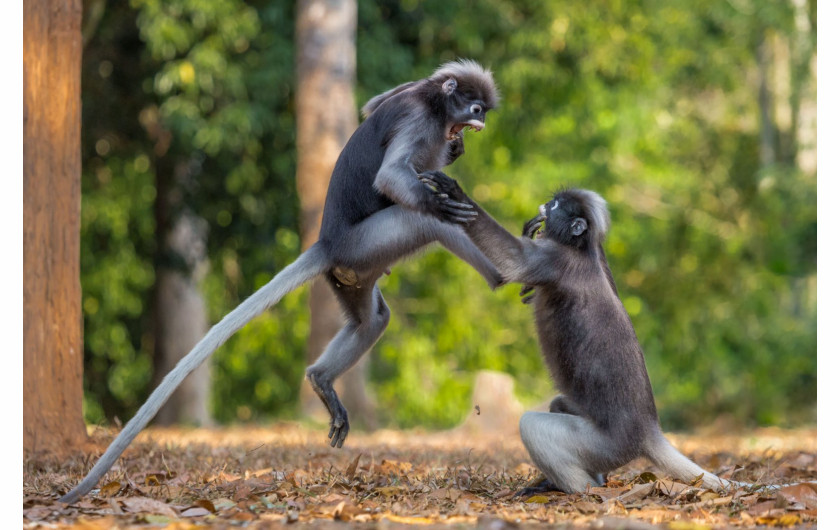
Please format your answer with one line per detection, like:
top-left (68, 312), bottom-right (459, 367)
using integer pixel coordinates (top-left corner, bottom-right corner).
top-left (562, 188), bottom-right (610, 239)
top-left (431, 59), bottom-right (499, 109)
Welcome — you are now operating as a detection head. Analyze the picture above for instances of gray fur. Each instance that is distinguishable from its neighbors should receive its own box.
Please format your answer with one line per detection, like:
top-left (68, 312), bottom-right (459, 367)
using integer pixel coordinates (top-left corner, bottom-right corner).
top-left (61, 61), bottom-right (501, 504)
top-left (421, 175), bottom-right (784, 493)
top-left (361, 81), bottom-right (417, 118)
top-left (430, 59), bottom-right (499, 109)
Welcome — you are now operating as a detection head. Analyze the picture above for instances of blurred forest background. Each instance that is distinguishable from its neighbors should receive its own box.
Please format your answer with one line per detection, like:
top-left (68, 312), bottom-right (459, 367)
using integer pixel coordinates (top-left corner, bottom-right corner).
top-left (78, 0), bottom-right (816, 433)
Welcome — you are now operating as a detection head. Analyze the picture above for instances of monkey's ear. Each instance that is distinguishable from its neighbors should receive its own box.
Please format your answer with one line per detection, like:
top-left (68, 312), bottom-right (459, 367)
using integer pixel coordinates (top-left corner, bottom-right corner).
top-left (442, 78), bottom-right (458, 95)
top-left (571, 218), bottom-right (588, 237)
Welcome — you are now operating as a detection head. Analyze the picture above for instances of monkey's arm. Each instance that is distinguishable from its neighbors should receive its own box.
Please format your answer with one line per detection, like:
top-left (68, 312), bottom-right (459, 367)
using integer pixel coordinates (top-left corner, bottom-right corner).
top-left (372, 126), bottom-right (471, 220)
top-left (420, 172), bottom-right (555, 285)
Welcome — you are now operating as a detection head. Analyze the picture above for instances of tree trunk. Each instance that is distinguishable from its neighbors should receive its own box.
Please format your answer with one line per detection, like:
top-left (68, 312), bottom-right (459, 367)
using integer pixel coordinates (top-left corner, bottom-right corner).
top-left (153, 213), bottom-right (212, 425)
top-left (152, 157), bottom-right (212, 426)
top-left (756, 29), bottom-right (777, 169)
top-left (23, 0), bottom-right (87, 455)
top-left (295, 0), bottom-right (376, 429)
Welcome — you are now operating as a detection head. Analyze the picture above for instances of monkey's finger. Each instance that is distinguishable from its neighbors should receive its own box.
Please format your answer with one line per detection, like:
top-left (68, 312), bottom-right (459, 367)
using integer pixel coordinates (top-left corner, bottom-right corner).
top-left (446, 215), bottom-right (477, 225)
top-left (440, 198), bottom-right (474, 211)
top-left (336, 427), bottom-right (349, 448)
top-left (521, 294), bottom-right (535, 304)
top-left (420, 181), bottom-right (439, 193)
top-left (440, 205), bottom-right (478, 219)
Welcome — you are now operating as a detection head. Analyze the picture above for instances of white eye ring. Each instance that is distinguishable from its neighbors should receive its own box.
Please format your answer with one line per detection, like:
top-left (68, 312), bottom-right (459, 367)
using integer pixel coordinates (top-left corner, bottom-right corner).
top-left (550, 200), bottom-right (560, 211)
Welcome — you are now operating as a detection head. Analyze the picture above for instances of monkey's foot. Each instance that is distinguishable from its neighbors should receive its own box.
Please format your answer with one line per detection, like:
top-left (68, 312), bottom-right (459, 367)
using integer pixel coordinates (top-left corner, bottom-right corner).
top-left (514, 474), bottom-right (606, 498)
top-left (306, 371), bottom-right (351, 448)
top-left (514, 478), bottom-right (560, 498)
top-left (327, 406), bottom-right (350, 448)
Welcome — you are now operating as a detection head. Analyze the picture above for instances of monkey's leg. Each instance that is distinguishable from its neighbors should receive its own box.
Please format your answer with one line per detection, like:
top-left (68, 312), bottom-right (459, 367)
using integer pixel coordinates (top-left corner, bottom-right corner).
top-left (548, 395), bottom-right (589, 417)
top-left (519, 411), bottom-right (611, 493)
top-left (305, 284), bottom-right (390, 448)
top-left (337, 206), bottom-right (501, 287)
top-left (431, 222), bottom-right (503, 287)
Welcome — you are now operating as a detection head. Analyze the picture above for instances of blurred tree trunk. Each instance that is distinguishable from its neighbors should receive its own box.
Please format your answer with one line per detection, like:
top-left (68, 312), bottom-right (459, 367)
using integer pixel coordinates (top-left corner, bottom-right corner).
top-left (23, 0), bottom-right (87, 455)
top-left (789, 0), bottom-right (817, 174)
top-left (295, 0), bottom-right (376, 429)
top-left (756, 29), bottom-right (777, 169)
top-left (149, 127), bottom-right (213, 426)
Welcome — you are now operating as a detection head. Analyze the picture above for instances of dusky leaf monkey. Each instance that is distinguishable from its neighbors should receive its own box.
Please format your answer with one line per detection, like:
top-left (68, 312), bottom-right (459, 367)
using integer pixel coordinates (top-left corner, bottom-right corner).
top-left (60, 60), bottom-right (500, 503)
top-left (421, 172), bottom-right (781, 493)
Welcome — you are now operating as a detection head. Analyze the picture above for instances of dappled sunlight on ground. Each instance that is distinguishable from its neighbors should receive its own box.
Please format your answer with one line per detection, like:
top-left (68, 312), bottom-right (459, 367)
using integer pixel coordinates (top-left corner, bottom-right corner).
top-left (25, 424), bottom-right (816, 528)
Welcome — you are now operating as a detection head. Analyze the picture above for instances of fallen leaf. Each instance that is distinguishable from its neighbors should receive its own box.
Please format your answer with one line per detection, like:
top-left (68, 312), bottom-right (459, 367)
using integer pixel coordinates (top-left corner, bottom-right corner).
top-left (588, 487), bottom-right (625, 501)
top-left (575, 501), bottom-right (602, 514)
top-left (23, 506), bottom-right (52, 520)
top-left (142, 514), bottom-right (177, 525)
top-left (144, 473), bottom-right (165, 486)
top-left (637, 472), bottom-right (658, 483)
top-left (192, 499), bottom-right (216, 513)
top-left (615, 482), bottom-right (655, 504)
top-left (383, 514), bottom-right (436, 524)
top-left (180, 506), bottom-right (211, 517)
top-left (99, 481), bottom-right (122, 497)
top-left (212, 498), bottom-right (236, 511)
top-left (376, 486), bottom-right (402, 497)
top-left (668, 521), bottom-right (712, 530)
top-left (524, 495), bottom-right (550, 504)
top-left (345, 453), bottom-right (362, 479)
top-left (430, 488), bottom-right (462, 501)
top-left (778, 482), bottom-right (817, 510)
top-left (120, 497), bottom-right (178, 518)
top-left (748, 500), bottom-right (780, 516)
top-left (756, 513), bottom-right (800, 526)
top-left (378, 459), bottom-right (413, 475)
top-left (657, 479), bottom-right (692, 497)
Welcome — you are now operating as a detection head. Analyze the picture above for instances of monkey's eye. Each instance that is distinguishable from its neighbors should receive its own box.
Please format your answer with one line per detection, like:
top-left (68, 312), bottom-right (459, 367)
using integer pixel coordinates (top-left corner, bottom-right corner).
top-left (470, 104), bottom-right (482, 114)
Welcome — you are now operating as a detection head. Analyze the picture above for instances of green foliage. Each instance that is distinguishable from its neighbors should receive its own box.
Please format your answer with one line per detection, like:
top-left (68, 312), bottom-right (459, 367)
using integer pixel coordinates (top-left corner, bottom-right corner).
top-left (81, 0), bottom-right (815, 430)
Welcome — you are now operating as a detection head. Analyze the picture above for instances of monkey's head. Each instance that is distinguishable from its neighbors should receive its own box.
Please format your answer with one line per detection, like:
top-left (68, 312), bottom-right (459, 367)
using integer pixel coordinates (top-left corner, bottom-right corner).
top-left (429, 59), bottom-right (499, 141)
top-left (538, 189), bottom-right (609, 250)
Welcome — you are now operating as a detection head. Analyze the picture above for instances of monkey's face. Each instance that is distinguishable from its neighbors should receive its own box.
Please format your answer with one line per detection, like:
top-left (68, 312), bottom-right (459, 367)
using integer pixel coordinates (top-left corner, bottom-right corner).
top-left (445, 97), bottom-right (488, 140)
top-left (540, 194), bottom-right (590, 249)
top-left (441, 80), bottom-right (490, 141)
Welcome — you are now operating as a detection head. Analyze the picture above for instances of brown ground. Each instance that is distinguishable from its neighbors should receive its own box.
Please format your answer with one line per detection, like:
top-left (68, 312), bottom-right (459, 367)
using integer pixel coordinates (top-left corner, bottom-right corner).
top-left (23, 424), bottom-right (816, 529)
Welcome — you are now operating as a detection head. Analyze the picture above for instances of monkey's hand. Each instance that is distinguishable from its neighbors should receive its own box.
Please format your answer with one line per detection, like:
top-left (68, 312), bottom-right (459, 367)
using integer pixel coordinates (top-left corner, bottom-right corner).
top-left (418, 170), bottom-right (476, 224)
top-left (523, 214), bottom-right (546, 239)
top-left (443, 134), bottom-right (465, 166)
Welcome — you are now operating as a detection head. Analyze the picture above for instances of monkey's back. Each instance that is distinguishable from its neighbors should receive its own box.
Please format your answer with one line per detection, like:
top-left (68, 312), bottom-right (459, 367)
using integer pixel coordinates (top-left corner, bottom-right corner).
top-left (533, 266), bottom-right (659, 445)
top-left (319, 109), bottom-right (397, 243)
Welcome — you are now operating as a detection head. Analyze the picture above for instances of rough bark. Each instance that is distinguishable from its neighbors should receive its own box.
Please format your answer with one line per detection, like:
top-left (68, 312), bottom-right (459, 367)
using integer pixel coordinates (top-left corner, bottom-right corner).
top-left (23, 0), bottom-right (87, 455)
top-left (295, 0), bottom-right (376, 429)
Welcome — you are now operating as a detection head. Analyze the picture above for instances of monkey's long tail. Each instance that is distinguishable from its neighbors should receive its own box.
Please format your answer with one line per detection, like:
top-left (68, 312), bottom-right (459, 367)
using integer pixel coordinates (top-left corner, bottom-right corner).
top-left (645, 432), bottom-right (748, 491)
top-left (60, 243), bottom-right (330, 504)
top-left (646, 432), bottom-right (813, 493)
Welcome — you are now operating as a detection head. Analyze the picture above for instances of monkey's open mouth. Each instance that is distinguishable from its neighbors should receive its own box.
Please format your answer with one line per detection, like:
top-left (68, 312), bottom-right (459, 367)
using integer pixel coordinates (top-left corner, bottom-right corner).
top-left (447, 119), bottom-right (485, 141)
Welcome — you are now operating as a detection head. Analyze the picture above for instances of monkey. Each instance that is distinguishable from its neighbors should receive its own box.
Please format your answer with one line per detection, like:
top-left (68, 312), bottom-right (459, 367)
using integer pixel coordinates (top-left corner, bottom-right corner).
top-left (420, 172), bottom-right (782, 494)
top-left (59, 60), bottom-right (499, 504)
